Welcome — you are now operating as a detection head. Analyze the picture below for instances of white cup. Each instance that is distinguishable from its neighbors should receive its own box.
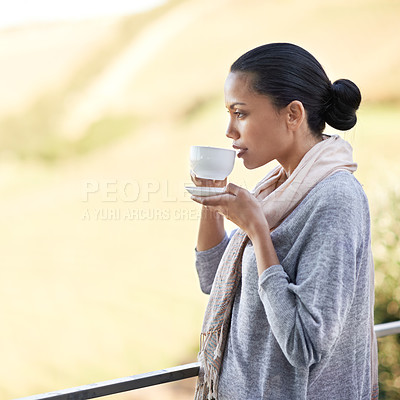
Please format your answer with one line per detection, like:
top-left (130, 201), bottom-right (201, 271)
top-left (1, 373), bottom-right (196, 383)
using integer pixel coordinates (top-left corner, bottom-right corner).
top-left (190, 146), bottom-right (235, 180)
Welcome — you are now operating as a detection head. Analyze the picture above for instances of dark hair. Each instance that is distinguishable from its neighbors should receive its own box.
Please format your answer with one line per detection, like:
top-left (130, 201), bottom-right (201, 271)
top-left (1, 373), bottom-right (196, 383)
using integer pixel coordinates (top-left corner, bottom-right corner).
top-left (230, 43), bottom-right (361, 136)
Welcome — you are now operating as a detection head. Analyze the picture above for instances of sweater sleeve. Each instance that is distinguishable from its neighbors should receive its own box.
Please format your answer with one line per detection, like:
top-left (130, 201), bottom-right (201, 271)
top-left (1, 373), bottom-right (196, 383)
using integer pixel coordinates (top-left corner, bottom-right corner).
top-left (195, 232), bottom-right (231, 294)
top-left (258, 181), bottom-right (369, 368)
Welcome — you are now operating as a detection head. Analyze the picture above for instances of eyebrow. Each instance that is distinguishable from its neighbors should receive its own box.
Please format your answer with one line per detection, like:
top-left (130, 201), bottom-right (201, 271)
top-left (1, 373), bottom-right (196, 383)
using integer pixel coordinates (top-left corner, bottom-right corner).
top-left (228, 102), bottom-right (247, 109)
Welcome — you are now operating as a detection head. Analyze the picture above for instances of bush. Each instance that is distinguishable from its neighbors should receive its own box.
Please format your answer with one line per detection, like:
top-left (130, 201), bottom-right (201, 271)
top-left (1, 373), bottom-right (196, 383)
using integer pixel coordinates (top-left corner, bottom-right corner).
top-left (372, 189), bottom-right (400, 398)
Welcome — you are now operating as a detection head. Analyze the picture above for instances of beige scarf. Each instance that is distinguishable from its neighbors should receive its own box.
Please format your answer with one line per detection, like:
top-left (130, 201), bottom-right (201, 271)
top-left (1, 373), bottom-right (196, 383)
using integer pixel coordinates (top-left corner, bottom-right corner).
top-left (194, 135), bottom-right (378, 399)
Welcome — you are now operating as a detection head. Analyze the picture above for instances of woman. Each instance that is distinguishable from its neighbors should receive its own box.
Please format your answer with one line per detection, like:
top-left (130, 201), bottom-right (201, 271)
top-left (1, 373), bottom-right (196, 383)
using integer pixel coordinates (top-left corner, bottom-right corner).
top-left (190, 43), bottom-right (378, 400)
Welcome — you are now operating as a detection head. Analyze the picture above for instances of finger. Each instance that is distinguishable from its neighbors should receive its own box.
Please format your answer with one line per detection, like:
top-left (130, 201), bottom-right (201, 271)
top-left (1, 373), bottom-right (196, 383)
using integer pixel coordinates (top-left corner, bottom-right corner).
top-left (190, 195), bottom-right (215, 205)
top-left (190, 197), bottom-right (222, 215)
top-left (191, 193), bottom-right (232, 206)
top-left (190, 173), bottom-right (213, 187)
top-left (225, 182), bottom-right (241, 196)
top-left (212, 177), bottom-right (227, 186)
top-left (190, 195), bottom-right (206, 205)
top-left (190, 171), bottom-right (204, 185)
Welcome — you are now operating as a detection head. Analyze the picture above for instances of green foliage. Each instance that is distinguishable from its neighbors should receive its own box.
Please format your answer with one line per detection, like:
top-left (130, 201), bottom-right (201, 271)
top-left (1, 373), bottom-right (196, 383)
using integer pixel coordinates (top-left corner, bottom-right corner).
top-left (0, 105), bottom-right (138, 162)
top-left (181, 94), bottom-right (222, 123)
top-left (372, 190), bottom-right (400, 398)
top-left (75, 115), bottom-right (138, 155)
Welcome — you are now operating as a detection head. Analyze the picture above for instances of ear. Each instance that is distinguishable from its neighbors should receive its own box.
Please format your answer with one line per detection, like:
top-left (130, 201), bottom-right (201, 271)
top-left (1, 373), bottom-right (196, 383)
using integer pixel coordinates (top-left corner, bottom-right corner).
top-left (286, 100), bottom-right (305, 131)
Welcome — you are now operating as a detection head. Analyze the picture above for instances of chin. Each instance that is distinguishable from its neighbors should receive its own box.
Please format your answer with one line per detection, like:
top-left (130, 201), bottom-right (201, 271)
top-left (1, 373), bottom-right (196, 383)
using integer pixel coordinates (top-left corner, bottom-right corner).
top-left (243, 158), bottom-right (267, 170)
top-left (243, 162), bottom-right (260, 170)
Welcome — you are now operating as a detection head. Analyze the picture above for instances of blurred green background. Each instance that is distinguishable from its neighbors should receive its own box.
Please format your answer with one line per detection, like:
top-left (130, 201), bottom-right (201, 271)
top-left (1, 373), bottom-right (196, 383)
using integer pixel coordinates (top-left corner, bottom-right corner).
top-left (0, 0), bottom-right (399, 398)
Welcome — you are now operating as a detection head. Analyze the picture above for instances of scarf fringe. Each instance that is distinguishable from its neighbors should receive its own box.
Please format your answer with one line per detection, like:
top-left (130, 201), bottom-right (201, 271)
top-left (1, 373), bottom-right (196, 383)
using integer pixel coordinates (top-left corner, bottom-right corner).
top-left (195, 328), bottom-right (222, 400)
top-left (194, 366), bottom-right (219, 400)
top-left (195, 338), bottom-right (220, 399)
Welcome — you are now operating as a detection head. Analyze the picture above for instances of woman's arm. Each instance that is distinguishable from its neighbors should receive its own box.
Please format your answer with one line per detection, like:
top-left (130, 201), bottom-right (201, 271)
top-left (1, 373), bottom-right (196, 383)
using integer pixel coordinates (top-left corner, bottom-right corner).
top-left (191, 172), bottom-right (229, 292)
top-left (190, 172), bottom-right (228, 251)
top-left (196, 206), bottom-right (225, 251)
top-left (196, 232), bottom-right (230, 294)
top-left (257, 182), bottom-right (369, 368)
top-left (248, 221), bottom-right (280, 275)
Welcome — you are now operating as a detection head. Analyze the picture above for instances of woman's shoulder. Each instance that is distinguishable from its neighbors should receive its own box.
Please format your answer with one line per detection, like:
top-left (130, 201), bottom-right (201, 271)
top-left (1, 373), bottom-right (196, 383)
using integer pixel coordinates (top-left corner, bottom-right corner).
top-left (275, 171), bottom-right (370, 243)
top-left (314, 170), bottom-right (367, 201)
top-left (305, 170), bottom-right (369, 217)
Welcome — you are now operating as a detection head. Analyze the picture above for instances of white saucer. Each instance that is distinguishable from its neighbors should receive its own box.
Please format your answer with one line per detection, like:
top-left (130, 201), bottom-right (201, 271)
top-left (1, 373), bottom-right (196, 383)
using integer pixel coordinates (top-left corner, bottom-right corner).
top-left (185, 186), bottom-right (226, 197)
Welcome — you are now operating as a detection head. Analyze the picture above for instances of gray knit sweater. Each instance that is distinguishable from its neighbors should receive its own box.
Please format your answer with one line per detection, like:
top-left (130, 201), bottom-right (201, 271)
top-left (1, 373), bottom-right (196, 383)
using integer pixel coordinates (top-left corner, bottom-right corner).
top-left (195, 171), bottom-right (374, 399)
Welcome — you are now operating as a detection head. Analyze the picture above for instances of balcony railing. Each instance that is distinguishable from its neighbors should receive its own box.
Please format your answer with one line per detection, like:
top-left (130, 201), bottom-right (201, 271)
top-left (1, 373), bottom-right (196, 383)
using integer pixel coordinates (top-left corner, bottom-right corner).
top-left (15, 321), bottom-right (400, 400)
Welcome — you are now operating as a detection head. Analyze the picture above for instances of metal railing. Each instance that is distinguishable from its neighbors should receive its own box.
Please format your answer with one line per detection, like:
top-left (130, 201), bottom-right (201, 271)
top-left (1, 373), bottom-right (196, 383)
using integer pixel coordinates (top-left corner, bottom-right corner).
top-left (16, 321), bottom-right (400, 400)
top-left (374, 320), bottom-right (400, 338)
top-left (16, 363), bottom-right (200, 400)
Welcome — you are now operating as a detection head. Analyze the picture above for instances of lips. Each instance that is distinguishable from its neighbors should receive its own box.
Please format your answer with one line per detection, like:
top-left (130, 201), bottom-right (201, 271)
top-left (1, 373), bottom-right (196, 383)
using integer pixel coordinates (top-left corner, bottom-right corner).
top-left (232, 144), bottom-right (247, 158)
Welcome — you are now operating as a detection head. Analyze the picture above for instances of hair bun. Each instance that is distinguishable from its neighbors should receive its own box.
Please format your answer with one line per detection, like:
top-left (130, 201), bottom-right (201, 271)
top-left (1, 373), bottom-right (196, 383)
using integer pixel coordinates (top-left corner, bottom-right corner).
top-left (324, 79), bottom-right (361, 130)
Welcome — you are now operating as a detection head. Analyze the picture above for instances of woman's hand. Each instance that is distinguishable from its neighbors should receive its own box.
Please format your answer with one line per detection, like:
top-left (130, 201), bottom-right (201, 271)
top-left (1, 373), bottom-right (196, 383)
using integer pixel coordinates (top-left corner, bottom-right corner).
top-left (191, 182), bottom-right (268, 240)
top-left (190, 171), bottom-right (227, 188)
top-left (192, 182), bottom-right (280, 274)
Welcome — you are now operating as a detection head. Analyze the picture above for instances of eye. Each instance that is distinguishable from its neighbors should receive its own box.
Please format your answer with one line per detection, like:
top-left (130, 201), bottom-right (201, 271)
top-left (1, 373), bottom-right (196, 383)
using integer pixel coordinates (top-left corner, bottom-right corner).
top-left (226, 109), bottom-right (246, 119)
top-left (234, 111), bottom-right (245, 119)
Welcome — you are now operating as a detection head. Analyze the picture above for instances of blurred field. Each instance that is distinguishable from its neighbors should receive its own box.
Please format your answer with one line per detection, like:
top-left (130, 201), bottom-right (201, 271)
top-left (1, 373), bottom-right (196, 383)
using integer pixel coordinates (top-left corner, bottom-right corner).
top-left (1, 0), bottom-right (400, 398)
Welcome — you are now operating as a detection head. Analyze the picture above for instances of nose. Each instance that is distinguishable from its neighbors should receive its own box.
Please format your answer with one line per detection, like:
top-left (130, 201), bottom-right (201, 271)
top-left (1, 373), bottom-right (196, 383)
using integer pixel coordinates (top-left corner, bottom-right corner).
top-left (225, 118), bottom-right (239, 140)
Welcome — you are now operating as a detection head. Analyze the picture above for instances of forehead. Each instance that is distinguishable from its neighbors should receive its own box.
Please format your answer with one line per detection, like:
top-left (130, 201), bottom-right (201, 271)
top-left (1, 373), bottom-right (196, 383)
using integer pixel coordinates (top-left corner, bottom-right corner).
top-left (224, 72), bottom-right (254, 97)
top-left (224, 71), bottom-right (270, 107)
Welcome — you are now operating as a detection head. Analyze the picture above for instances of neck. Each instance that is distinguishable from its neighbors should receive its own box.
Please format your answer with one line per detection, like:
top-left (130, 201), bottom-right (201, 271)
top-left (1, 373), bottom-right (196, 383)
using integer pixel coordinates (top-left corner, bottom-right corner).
top-left (278, 132), bottom-right (322, 176)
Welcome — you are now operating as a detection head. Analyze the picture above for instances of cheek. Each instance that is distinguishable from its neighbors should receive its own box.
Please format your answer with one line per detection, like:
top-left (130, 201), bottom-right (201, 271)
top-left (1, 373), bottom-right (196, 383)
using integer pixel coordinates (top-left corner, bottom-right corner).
top-left (245, 115), bottom-right (284, 149)
top-left (251, 125), bottom-right (284, 159)
top-left (251, 125), bottom-right (272, 147)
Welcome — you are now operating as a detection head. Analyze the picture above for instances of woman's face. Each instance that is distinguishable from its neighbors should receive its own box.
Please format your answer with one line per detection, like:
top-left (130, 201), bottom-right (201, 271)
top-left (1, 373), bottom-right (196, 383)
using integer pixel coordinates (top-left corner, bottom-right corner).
top-left (224, 72), bottom-right (292, 170)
